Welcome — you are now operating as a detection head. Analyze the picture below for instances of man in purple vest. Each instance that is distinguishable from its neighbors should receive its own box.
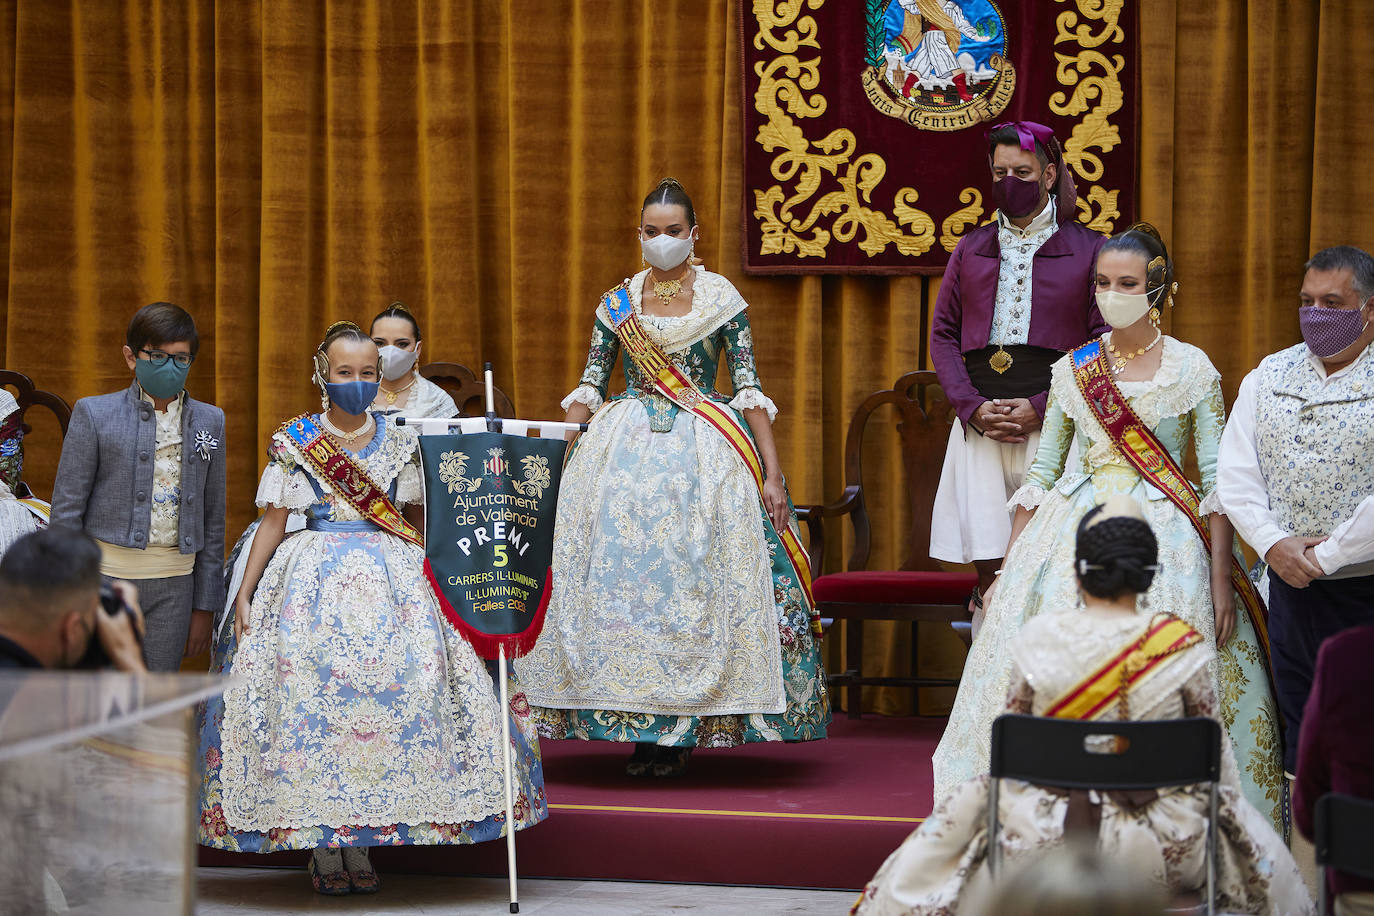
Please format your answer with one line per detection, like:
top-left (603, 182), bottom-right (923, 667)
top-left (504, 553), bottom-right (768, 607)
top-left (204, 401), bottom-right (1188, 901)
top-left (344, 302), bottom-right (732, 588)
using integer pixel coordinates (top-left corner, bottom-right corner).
top-left (929, 121), bottom-right (1108, 619)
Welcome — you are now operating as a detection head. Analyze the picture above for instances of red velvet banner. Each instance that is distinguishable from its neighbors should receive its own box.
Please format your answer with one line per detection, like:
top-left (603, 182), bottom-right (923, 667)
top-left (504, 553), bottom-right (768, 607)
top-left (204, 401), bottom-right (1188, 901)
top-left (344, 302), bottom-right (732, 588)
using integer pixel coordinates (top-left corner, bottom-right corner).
top-left (739, 1), bottom-right (1139, 275)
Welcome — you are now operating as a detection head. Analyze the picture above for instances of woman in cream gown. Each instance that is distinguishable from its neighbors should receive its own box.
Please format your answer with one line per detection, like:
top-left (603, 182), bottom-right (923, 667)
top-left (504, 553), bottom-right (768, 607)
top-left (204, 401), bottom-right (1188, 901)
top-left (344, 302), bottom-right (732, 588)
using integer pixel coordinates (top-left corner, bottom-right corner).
top-left (855, 499), bottom-right (1311, 916)
top-left (518, 179), bottom-right (828, 776)
top-left (931, 227), bottom-right (1283, 828)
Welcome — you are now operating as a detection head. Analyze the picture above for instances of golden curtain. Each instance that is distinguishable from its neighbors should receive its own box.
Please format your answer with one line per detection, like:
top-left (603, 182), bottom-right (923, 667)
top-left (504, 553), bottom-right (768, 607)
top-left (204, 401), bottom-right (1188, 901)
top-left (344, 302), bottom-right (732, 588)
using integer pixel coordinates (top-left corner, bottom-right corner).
top-left (0, 1), bottom-right (1368, 708)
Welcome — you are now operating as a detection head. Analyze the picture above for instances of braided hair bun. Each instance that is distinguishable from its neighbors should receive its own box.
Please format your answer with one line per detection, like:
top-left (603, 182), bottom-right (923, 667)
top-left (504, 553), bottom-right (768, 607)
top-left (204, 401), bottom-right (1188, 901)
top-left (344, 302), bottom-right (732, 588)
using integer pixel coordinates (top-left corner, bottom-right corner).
top-left (1074, 498), bottom-right (1159, 600)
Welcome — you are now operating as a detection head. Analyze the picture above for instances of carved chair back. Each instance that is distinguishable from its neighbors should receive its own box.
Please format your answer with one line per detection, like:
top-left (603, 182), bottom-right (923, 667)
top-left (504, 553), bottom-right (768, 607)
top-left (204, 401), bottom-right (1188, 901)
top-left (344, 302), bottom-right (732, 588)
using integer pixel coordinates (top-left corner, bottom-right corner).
top-left (418, 362), bottom-right (516, 418)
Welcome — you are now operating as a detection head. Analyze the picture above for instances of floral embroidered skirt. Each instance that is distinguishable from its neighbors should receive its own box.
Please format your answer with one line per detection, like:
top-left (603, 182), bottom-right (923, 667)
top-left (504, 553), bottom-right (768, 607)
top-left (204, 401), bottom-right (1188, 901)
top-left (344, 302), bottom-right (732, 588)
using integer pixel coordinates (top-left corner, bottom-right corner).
top-left (520, 398), bottom-right (830, 747)
top-left (931, 471), bottom-right (1284, 831)
top-left (853, 774), bottom-right (1313, 916)
top-left (197, 527), bottom-right (547, 852)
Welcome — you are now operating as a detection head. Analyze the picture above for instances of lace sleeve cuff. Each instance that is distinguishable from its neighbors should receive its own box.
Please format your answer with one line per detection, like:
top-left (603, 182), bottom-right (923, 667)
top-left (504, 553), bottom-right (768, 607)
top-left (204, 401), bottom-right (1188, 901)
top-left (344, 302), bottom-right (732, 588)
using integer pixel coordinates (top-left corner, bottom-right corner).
top-left (560, 384), bottom-right (604, 413)
top-left (1197, 489), bottom-right (1224, 517)
top-left (255, 464), bottom-right (316, 510)
top-left (1007, 484), bottom-right (1048, 511)
top-left (396, 463), bottom-right (424, 507)
top-left (728, 387), bottom-right (777, 421)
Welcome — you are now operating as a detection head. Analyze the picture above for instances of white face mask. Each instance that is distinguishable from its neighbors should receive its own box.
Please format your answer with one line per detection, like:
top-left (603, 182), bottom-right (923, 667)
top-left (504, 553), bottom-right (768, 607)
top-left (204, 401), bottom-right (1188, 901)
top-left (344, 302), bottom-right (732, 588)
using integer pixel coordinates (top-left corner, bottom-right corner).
top-left (378, 344), bottom-right (419, 381)
top-left (1096, 289), bottom-right (1155, 329)
top-left (640, 231), bottom-right (695, 271)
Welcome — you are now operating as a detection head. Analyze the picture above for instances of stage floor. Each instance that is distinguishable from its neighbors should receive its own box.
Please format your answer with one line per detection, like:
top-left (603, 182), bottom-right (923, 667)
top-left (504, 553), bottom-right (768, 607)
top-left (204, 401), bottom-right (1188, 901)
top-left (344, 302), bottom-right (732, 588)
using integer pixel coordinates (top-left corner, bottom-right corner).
top-left (200, 715), bottom-right (941, 891)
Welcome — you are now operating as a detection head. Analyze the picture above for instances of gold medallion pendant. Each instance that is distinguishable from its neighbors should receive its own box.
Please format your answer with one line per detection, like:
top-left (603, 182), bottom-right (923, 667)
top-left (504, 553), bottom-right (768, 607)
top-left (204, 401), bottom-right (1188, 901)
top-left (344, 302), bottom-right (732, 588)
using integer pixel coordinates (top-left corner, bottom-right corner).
top-left (989, 346), bottom-right (1014, 374)
top-left (652, 278), bottom-right (681, 308)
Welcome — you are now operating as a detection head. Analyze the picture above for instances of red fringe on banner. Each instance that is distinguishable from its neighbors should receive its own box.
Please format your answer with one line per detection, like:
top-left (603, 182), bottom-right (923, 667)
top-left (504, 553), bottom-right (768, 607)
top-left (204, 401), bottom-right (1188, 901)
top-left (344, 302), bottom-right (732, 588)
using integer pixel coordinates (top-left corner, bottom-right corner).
top-left (423, 558), bottom-right (550, 661)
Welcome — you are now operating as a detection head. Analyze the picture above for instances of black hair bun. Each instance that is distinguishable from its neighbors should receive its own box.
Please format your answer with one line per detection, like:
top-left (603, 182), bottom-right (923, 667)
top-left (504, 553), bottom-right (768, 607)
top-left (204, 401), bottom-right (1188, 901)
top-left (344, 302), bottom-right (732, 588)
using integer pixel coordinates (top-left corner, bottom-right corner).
top-left (1075, 511), bottom-right (1159, 599)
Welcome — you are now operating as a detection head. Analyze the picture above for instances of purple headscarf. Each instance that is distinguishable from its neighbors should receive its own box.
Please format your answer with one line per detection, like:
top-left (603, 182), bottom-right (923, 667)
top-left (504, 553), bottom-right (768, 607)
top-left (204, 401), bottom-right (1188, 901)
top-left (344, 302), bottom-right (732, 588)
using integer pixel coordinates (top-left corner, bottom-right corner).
top-left (987, 120), bottom-right (1079, 223)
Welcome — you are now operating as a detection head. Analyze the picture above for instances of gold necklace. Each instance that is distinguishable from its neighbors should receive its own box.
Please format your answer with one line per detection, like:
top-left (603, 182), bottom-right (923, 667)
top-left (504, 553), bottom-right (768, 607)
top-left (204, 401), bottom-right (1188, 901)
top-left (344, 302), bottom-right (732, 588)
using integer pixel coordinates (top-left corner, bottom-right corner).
top-left (319, 412), bottom-right (374, 444)
top-left (380, 373), bottom-right (418, 405)
top-left (651, 266), bottom-right (689, 309)
top-left (1106, 329), bottom-right (1162, 375)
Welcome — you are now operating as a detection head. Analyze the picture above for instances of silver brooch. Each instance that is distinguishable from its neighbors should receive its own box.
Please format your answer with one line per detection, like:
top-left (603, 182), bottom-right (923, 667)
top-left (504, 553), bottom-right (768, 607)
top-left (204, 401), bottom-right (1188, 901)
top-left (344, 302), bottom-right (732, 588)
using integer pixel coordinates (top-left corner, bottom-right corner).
top-left (193, 430), bottom-right (219, 461)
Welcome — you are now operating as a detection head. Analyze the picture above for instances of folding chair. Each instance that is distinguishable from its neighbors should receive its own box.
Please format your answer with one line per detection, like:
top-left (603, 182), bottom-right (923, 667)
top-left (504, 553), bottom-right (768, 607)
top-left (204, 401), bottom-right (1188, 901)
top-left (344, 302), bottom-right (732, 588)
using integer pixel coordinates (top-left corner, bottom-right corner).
top-left (987, 714), bottom-right (1223, 915)
top-left (1314, 793), bottom-right (1374, 915)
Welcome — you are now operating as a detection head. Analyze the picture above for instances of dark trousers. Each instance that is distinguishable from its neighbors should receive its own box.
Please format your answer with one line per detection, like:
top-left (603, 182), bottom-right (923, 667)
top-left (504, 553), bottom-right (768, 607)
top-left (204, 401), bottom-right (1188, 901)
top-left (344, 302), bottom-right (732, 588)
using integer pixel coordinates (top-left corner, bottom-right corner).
top-left (1268, 570), bottom-right (1374, 772)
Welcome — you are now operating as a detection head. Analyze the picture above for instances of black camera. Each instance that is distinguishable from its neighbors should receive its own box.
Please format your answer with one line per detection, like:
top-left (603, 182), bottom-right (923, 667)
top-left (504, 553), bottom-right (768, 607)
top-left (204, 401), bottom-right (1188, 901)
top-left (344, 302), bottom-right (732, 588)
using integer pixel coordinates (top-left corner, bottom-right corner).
top-left (75, 582), bottom-right (143, 670)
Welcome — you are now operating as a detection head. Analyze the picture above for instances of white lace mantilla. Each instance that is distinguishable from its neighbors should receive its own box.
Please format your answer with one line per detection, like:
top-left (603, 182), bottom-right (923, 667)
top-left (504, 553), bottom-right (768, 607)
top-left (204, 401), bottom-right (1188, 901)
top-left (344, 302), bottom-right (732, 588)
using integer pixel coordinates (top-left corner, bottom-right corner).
top-left (1055, 336), bottom-right (1216, 473)
top-left (256, 416), bottom-right (422, 514)
top-left (595, 267), bottom-right (748, 354)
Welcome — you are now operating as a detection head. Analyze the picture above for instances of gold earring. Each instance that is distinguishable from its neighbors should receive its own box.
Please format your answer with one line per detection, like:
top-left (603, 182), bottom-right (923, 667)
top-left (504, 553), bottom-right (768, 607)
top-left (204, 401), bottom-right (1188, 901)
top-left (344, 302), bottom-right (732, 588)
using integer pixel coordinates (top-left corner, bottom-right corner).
top-left (1149, 307), bottom-right (1161, 326)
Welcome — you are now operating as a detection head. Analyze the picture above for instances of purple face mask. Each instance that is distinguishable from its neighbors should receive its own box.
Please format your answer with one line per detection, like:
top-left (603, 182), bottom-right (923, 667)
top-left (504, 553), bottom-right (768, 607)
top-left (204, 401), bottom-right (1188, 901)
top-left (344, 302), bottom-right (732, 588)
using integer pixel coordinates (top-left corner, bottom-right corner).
top-left (992, 174), bottom-right (1044, 219)
top-left (1299, 302), bottom-right (1371, 358)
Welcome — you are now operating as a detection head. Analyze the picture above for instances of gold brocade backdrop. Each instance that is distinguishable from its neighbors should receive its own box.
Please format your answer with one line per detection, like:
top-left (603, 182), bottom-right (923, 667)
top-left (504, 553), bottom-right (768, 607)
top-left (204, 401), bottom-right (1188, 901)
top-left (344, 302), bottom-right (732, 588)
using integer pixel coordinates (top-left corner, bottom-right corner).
top-left (2, 1), bottom-right (1371, 709)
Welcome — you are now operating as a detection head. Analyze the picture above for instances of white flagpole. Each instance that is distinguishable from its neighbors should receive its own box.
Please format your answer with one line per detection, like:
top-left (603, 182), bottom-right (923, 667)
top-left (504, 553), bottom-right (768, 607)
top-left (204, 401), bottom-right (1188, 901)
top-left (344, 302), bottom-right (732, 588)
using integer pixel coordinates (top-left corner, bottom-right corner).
top-left (485, 362), bottom-right (522, 914)
top-left (498, 641), bottom-right (519, 913)
top-left (405, 362), bottom-right (580, 912)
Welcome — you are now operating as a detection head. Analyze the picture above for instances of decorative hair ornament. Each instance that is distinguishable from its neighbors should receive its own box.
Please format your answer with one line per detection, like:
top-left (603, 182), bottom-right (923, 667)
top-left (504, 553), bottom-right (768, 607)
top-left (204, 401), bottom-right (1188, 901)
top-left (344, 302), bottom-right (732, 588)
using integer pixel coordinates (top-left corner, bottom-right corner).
top-left (1076, 558), bottom-right (1163, 577)
top-left (313, 320), bottom-right (375, 410)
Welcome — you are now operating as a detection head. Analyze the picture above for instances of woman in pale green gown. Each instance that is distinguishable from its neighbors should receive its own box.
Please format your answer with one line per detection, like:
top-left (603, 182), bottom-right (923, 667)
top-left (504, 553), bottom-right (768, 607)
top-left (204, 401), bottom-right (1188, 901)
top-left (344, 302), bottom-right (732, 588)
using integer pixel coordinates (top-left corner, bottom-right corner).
top-left (931, 225), bottom-right (1283, 830)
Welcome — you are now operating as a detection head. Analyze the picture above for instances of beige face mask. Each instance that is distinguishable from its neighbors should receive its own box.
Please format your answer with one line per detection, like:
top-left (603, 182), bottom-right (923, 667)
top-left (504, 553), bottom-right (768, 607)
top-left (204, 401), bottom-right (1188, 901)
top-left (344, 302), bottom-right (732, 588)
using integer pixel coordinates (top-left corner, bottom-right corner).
top-left (1095, 289), bottom-right (1154, 329)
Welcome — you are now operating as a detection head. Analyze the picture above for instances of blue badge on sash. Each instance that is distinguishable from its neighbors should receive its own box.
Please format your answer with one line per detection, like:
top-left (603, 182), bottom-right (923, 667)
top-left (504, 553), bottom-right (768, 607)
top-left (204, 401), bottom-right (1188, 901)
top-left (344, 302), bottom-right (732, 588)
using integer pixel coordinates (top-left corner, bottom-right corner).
top-left (603, 285), bottom-right (634, 326)
top-left (1073, 339), bottom-right (1102, 370)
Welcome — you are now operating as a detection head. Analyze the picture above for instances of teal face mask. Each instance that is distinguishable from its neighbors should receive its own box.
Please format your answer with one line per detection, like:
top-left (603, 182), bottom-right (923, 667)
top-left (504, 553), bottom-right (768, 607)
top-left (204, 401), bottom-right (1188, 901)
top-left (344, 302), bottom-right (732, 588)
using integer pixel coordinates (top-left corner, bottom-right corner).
top-left (135, 356), bottom-right (190, 400)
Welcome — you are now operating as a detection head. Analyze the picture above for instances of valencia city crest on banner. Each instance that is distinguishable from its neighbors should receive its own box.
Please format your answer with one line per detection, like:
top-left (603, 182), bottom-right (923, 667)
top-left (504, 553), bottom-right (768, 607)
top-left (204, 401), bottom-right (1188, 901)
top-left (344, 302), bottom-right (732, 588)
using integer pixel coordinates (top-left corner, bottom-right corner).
top-left (419, 431), bottom-right (566, 659)
top-left (863, 0), bottom-right (1015, 131)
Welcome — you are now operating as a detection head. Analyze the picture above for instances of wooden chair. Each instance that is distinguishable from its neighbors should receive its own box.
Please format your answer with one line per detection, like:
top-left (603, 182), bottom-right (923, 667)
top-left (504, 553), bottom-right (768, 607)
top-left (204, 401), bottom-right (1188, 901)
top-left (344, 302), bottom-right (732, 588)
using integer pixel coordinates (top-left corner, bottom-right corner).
top-left (796, 370), bottom-right (976, 718)
top-left (418, 362), bottom-right (516, 418)
top-left (0, 369), bottom-right (72, 436)
top-left (0, 369), bottom-right (72, 503)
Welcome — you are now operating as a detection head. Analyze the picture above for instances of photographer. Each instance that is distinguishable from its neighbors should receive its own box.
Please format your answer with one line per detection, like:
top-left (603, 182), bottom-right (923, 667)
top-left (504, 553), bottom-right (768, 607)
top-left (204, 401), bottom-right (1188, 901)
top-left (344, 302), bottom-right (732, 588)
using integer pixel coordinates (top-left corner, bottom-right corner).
top-left (0, 529), bottom-right (146, 671)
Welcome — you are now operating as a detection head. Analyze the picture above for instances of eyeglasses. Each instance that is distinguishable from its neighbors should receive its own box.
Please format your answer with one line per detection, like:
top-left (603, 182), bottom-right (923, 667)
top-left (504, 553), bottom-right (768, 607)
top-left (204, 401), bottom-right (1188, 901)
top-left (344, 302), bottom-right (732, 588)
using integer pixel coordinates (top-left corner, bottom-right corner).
top-left (139, 348), bottom-right (195, 369)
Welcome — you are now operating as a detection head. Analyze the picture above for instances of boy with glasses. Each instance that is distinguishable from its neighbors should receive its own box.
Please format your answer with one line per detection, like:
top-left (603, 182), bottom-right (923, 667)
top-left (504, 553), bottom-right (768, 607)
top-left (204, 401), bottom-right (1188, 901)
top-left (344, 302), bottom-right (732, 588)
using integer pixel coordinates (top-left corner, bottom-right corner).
top-left (51, 302), bottom-right (225, 671)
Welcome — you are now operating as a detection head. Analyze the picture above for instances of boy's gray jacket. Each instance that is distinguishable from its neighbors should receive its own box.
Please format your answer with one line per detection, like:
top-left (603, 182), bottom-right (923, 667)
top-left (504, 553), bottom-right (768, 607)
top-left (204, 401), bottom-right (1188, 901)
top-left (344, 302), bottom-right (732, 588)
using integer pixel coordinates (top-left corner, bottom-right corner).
top-left (51, 382), bottom-right (227, 611)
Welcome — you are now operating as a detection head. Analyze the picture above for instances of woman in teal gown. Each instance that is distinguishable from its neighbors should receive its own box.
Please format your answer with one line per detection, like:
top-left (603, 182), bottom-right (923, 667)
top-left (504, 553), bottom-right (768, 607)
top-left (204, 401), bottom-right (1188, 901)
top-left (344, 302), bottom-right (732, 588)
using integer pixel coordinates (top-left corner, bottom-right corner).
top-left (931, 225), bottom-right (1283, 829)
top-left (517, 179), bottom-right (829, 775)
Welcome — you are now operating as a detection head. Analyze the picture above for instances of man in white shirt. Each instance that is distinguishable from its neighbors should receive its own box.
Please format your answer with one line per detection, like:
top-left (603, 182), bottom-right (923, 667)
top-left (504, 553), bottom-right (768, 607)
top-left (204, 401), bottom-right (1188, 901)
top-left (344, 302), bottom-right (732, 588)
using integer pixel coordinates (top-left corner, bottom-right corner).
top-left (1218, 245), bottom-right (1374, 776)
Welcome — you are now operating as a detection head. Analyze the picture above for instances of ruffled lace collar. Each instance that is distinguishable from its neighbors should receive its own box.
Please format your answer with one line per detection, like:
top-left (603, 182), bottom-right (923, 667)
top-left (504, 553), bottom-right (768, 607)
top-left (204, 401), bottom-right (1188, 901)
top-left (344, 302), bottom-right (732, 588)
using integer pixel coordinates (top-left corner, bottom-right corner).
top-left (274, 413), bottom-right (417, 492)
top-left (1054, 336), bottom-right (1219, 429)
top-left (596, 268), bottom-right (747, 353)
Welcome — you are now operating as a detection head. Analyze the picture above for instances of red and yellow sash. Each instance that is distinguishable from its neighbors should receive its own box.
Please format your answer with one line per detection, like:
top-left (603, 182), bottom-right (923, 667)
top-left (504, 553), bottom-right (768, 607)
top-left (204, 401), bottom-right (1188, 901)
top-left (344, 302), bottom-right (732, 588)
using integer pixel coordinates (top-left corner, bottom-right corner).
top-left (1046, 614), bottom-right (1203, 720)
top-left (1070, 340), bottom-right (1272, 667)
top-left (282, 413), bottom-right (424, 549)
top-left (602, 281), bottom-right (819, 634)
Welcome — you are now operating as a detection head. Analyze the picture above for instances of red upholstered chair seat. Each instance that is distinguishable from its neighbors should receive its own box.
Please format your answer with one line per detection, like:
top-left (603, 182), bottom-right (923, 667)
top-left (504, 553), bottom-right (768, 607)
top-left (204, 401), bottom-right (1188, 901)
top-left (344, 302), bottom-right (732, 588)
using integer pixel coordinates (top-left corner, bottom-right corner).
top-left (794, 370), bottom-right (973, 717)
top-left (813, 570), bottom-right (979, 607)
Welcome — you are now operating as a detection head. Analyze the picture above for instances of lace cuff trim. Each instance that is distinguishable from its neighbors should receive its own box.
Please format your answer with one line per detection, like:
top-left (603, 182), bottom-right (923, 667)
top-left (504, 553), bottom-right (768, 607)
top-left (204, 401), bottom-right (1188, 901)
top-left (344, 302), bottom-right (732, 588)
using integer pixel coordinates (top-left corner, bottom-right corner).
top-left (1007, 484), bottom-right (1049, 511)
top-left (728, 387), bottom-right (777, 421)
top-left (1197, 488), bottom-right (1224, 517)
top-left (255, 464), bottom-right (316, 510)
top-left (396, 464), bottom-right (424, 507)
top-left (560, 384), bottom-right (604, 413)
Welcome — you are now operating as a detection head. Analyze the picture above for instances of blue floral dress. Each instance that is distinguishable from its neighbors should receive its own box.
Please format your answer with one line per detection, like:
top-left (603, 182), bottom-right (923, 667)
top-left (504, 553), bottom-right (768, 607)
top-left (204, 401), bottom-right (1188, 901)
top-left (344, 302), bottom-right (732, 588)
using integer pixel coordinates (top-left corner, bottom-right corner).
top-left (518, 268), bottom-right (830, 747)
top-left (197, 415), bottom-right (546, 852)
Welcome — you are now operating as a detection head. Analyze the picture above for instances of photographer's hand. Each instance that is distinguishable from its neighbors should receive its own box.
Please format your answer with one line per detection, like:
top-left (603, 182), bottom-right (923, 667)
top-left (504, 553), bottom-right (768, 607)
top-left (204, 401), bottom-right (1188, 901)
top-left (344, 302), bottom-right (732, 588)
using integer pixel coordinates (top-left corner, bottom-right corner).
top-left (101, 581), bottom-right (148, 673)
